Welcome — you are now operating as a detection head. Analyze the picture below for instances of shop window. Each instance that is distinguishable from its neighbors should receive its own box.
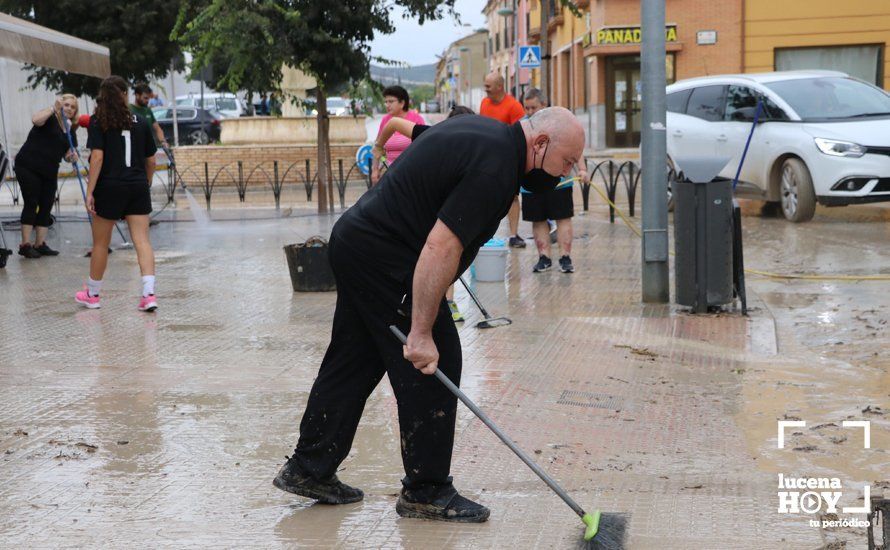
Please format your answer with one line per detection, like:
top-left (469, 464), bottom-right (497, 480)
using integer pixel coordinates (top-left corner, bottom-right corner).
top-left (775, 45), bottom-right (883, 86)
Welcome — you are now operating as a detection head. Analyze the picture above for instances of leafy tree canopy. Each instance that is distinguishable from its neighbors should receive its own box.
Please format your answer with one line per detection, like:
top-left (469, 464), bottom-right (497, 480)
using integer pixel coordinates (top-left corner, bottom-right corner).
top-left (0, 0), bottom-right (184, 97)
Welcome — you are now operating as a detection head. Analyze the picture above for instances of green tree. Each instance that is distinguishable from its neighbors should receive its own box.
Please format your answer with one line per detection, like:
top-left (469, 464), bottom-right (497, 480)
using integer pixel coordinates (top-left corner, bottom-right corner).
top-left (410, 85), bottom-right (436, 108)
top-left (0, 0), bottom-right (184, 97)
top-left (174, 0), bottom-right (457, 213)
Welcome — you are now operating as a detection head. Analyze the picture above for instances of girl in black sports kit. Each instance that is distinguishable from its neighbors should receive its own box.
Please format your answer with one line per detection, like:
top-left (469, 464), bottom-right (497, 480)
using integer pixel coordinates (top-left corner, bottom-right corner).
top-left (75, 76), bottom-right (158, 312)
top-left (14, 94), bottom-right (80, 258)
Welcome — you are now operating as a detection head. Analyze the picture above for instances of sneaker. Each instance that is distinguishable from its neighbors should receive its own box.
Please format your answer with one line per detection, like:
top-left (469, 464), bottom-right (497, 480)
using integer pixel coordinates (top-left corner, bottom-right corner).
top-left (34, 243), bottom-right (59, 256)
top-left (559, 255), bottom-right (574, 273)
top-left (138, 294), bottom-right (158, 312)
top-left (75, 288), bottom-right (101, 309)
top-left (272, 456), bottom-right (364, 504)
top-left (18, 243), bottom-right (41, 259)
top-left (532, 255), bottom-right (552, 273)
top-left (447, 300), bottom-right (464, 323)
top-left (508, 235), bottom-right (526, 248)
top-left (396, 486), bottom-right (490, 523)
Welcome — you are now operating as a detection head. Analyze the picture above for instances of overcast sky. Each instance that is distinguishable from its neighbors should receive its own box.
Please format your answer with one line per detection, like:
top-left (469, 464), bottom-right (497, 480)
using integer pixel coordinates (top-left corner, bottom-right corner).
top-left (369, 0), bottom-right (488, 66)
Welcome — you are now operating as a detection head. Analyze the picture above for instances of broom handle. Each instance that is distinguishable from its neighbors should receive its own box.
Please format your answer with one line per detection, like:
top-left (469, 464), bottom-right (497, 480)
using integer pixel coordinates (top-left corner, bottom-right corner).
top-left (389, 325), bottom-right (586, 519)
top-left (458, 276), bottom-right (491, 318)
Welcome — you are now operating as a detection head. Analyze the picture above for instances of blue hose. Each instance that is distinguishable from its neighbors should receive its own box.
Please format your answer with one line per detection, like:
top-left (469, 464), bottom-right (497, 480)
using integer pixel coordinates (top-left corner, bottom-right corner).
top-left (61, 114), bottom-right (92, 227)
top-left (731, 99), bottom-right (764, 190)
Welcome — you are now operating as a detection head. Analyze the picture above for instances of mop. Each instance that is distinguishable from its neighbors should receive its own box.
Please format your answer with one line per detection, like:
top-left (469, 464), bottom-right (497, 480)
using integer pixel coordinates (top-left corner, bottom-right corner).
top-left (390, 325), bottom-right (628, 549)
top-left (62, 115), bottom-right (132, 255)
top-left (457, 276), bottom-right (512, 329)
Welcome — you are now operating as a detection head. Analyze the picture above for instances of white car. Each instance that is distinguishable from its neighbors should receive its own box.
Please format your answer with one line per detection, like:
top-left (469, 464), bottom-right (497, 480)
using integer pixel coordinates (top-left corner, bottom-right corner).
top-left (666, 71), bottom-right (890, 222)
top-left (175, 93), bottom-right (245, 118)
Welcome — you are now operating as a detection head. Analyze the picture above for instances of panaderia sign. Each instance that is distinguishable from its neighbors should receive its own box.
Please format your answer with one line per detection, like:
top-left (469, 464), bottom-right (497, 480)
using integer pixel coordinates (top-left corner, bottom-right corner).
top-left (595, 25), bottom-right (678, 45)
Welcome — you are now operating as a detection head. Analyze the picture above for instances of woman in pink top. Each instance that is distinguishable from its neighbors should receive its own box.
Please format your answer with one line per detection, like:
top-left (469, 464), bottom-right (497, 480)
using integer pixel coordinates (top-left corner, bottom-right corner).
top-left (371, 85), bottom-right (425, 185)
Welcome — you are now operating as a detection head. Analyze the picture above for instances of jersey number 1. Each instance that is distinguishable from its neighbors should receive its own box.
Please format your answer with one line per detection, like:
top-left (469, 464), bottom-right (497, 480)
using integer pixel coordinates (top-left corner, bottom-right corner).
top-left (122, 130), bottom-right (131, 167)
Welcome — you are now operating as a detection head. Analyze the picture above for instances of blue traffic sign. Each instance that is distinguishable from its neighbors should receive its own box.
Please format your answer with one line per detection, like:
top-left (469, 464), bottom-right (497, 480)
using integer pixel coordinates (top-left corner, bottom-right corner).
top-left (518, 45), bottom-right (541, 68)
top-left (356, 144), bottom-right (373, 175)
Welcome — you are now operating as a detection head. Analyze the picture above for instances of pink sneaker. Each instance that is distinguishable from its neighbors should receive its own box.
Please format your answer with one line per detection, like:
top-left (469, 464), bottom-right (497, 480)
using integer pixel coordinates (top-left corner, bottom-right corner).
top-left (75, 288), bottom-right (101, 309)
top-left (138, 294), bottom-right (158, 312)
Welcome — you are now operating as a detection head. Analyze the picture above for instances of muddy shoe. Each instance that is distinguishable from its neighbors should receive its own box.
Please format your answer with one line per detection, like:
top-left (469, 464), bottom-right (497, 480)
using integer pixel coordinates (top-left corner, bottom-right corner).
top-left (396, 486), bottom-right (490, 523)
top-left (272, 457), bottom-right (363, 504)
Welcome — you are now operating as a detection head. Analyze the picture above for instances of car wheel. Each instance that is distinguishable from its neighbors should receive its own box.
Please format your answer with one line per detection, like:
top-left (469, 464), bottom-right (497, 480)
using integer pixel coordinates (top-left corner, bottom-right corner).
top-left (189, 129), bottom-right (209, 145)
top-left (780, 158), bottom-right (816, 222)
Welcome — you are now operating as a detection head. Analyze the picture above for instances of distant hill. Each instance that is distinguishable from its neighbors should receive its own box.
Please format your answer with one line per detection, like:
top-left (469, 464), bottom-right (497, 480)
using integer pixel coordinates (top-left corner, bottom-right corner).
top-left (370, 63), bottom-right (437, 87)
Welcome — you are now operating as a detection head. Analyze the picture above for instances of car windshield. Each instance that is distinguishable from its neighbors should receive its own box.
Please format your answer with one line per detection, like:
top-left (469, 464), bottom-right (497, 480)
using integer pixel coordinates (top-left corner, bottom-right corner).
top-left (765, 77), bottom-right (890, 120)
top-left (175, 98), bottom-right (195, 106)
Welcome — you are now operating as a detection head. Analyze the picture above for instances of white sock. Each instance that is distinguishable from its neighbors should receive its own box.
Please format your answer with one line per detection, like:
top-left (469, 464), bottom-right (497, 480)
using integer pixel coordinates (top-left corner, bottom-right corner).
top-left (142, 275), bottom-right (155, 297)
top-left (87, 277), bottom-right (102, 297)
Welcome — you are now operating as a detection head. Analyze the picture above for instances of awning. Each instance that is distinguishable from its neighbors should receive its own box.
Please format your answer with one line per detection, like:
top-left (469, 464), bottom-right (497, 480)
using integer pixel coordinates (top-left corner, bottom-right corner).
top-left (0, 12), bottom-right (110, 78)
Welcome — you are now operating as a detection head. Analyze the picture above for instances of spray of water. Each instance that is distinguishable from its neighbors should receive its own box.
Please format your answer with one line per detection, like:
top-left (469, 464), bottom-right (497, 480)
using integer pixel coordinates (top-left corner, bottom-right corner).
top-left (182, 187), bottom-right (210, 227)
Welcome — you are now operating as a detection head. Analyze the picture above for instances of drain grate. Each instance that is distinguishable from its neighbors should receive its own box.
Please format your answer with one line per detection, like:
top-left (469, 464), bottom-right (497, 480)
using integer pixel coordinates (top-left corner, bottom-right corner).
top-left (557, 390), bottom-right (624, 409)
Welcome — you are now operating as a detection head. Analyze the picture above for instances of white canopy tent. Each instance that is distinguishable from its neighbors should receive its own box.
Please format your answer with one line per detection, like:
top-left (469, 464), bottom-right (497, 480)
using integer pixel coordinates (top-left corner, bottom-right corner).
top-left (0, 12), bottom-right (110, 162)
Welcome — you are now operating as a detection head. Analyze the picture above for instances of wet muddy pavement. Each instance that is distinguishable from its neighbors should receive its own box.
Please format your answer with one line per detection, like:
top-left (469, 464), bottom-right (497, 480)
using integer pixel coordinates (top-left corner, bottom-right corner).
top-left (0, 194), bottom-right (887, 549)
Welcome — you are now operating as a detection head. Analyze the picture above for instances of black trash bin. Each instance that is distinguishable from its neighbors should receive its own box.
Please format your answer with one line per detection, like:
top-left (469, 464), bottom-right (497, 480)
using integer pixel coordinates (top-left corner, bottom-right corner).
top-left (672, 156), bottom-right (734, 313)
top-left (284, 236), bottom-right (336, 292)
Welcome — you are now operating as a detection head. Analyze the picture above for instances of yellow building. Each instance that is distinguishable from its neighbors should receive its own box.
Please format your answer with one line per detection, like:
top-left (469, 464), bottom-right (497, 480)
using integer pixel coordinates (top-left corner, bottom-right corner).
top-left (744, 0), bottom-right (890, 90)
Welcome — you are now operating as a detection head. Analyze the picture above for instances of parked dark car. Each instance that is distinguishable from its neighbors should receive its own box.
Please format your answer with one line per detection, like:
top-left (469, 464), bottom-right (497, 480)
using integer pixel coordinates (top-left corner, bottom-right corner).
top-left (153, 107), bottom-right (222, 145)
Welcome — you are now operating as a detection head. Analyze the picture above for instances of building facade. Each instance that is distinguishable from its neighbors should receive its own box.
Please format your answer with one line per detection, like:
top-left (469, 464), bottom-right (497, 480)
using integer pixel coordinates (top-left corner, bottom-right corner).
top-left (526, 0), bottom-right (889, 151)
top-left (744, 0), bottom-right (890, 89)
top-left (436, 30), bottom-right (489, 111)
top-left (483, 0), bottom-right (532, 103)
top-left (530, 0), bottom-right (743, 149)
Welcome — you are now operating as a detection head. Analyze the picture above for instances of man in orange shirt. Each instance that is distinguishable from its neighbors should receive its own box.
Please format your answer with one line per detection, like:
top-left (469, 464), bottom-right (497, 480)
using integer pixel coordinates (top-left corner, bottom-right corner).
top-left (480, 73), bottom-right (526, 248)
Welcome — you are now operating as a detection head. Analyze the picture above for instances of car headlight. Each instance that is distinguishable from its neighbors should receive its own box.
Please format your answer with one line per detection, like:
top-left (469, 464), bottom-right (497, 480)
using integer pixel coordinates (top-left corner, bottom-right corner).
top-left (814, 138), bottom-right (866, 158)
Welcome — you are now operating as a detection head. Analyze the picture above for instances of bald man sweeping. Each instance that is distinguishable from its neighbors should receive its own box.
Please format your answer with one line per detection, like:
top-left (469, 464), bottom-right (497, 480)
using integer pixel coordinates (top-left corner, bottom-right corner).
top-left (274, 107), bottom-right (585, 523)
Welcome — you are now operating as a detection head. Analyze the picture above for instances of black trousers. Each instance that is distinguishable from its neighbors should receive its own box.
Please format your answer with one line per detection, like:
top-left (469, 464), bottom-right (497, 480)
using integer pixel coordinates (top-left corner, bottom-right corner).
top-left (292, 235), bottom-right (462, 498)
top-left (16, 163), bottom-right (57, 227)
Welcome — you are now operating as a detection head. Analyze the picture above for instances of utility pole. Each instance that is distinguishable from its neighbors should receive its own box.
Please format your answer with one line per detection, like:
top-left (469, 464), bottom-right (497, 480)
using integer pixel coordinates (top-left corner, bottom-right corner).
top-left (513, 0), bottom-right (520, 100)
top-left (641, 0), bottom-right (669, 303)
top-left (540, 0), bottom-right (550, 100)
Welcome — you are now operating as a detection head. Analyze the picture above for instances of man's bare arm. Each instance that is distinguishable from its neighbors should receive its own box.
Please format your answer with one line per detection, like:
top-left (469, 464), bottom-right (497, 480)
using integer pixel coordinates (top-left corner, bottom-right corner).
top-left (405, 219), bottom-right (463, 374)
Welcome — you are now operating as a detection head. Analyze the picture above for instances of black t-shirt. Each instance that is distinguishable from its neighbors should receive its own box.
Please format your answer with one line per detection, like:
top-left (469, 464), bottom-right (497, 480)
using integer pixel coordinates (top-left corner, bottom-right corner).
top-left (86, 114), bottom-right (157, 186)
top-left (15, 116), bottom-right (76, 177)
top-left (333, 114), bottom-right (526, 284)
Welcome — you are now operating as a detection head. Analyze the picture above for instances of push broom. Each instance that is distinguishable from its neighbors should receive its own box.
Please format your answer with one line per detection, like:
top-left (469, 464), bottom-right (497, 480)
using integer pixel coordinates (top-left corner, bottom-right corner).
top-left (457, 276), bottom-right (512, 329)
top-left (389, 325), bottom-right (628, 549)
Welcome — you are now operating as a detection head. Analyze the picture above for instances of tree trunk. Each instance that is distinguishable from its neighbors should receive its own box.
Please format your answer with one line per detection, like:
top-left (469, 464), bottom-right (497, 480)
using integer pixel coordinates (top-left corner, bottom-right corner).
top-left (315, 87), bottom-right (329, 214)
top-left (325, 122), bottom-right (335, 211)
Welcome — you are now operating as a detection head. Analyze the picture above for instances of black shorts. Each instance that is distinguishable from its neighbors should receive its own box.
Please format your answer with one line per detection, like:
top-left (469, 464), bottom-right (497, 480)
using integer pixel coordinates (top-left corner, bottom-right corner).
top-left (94, 183), bottom-right (152, 220)
top-left (521, 187), bottom-right (574, 222)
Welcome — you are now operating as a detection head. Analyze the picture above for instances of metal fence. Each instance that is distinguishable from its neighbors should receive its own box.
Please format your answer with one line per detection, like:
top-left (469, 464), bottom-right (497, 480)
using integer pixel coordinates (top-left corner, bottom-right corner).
top-left (2, 154), bottom-right (666, 226)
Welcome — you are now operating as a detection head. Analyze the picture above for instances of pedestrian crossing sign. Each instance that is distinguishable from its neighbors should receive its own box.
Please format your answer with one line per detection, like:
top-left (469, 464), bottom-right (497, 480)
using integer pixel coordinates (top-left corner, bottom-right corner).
top-left (518, 45), bottom-right (541, 68)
